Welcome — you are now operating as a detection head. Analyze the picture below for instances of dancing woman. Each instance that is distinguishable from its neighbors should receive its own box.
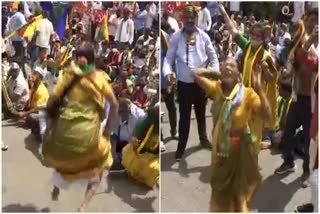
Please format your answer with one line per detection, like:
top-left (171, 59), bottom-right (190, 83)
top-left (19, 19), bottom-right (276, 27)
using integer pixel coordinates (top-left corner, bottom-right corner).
top-left (42, 41), bottom-right (118, 212)
top-left (219, 4), bottom-right (278, 153)
top-left (193, 57), bottom-right (271, 212)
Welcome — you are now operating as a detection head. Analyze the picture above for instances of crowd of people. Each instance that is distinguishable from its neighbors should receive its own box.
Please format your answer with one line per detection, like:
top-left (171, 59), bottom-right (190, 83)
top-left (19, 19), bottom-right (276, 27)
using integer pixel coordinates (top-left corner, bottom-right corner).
top-left (2, 1), bottom-right (159, 211)
top-left (161, 2), bottom-right (318, 212)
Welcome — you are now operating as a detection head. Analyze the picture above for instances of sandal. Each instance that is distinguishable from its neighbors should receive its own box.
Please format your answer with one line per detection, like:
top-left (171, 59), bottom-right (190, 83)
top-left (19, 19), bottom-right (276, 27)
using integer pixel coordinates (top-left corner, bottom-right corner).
top-left (51, 186), bottom-right (60, 201)
top-left (2, 144), bottom-right (8, 151)
top-left (78, 206), bottom-right (85, 212)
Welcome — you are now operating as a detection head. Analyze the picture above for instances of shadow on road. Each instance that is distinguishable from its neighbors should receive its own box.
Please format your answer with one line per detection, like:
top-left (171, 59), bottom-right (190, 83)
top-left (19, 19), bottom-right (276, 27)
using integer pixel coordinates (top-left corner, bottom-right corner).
top-left (104, 173), bottom-right (158, 212)
top-left (1, 118), bottom-right (28, 129)
top-left (162, 137), bottom-right (173, 145)
top-left (161, 146), bottom-right (210, 183)
top-left (2, 203), bottom-right (50, 212)
top-left (161, 114), bottom-right (212, 125)
top-left (24, 134), bottom-right (48, 167)
top-left (251, 173), bottom-right (302, 212)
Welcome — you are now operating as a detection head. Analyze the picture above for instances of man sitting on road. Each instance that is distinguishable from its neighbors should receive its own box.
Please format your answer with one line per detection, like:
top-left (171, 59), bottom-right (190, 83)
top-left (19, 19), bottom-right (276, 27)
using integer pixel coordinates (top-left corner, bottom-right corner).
top-left (110, 98), bottom-right (146, 171)
top-left (6, 62), bottom-right (30, 112)
top-left (17, 67), bottom-right (49, 142)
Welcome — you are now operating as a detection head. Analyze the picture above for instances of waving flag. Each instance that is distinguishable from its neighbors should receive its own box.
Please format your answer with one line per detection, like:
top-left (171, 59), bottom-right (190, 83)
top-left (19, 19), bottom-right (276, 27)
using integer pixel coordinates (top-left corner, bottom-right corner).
top-left (11, 2), bottom-right (20, 10)
top-left (21, 15), bottom-right (43, 41)
top-left (24, 1), bottom-right (32, 19)
top-left (56, 7), bottom-right (68, 41)
top-left (40, 2), bottom-right (55, 23)
top-left (5, 15), bottom-right (43, 40)
top-left (96, 12), bottom-right (109, 42)
top-left (54, 2), bottom-right (65, 20)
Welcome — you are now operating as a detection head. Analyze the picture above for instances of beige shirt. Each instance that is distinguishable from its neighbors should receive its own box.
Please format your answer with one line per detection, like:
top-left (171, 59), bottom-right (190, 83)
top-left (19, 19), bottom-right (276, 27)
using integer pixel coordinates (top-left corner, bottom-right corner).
top-left (108, 14), bottom-right (121, 36)
top-left (36, 18), bottom-right (54, 49)
top-left (146, 3), bottom-right (157, 29)
top-left (115, 18), bottom-right (135, 44)
top-left (197, 8), bottom-right (212, 31)
top-left (7, 71), bottom-right (30, 105)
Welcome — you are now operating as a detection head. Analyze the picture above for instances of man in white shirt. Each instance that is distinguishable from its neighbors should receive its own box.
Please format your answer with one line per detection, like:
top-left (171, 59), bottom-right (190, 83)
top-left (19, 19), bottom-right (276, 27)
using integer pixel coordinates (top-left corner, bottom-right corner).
top-left (234, 15), bottom-right (244, 34)
top-left (33, 11), bottom-right (54, 66)
top-left (163, 9), bottom-right (180, 33)
top-left (7, 63), bottom-right (30, 112)
top-left (163, 5), bottom-right (219, 161)
top-left (110, 98), bottom-right (146, 171)
top-left (197, 2), bottom-right (212, 33)
top-left (115, 8), bottom-right (135, 50)
top-left (278, 23), bottom-right (291, 47)
top-left (7, 4), bottom-right (27, 78)
top-left (108, 8), bottom-right (122, 43)
top-left (145, 3), bottom-right (157, 29)
top-left (291, 2), bottom-right (305, 23)
top-left (133, 28), bottom-right (153, 68)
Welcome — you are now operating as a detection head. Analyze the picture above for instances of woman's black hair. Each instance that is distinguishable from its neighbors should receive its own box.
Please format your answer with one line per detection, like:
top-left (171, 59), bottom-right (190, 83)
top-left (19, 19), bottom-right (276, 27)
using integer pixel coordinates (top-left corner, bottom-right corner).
top-left (2, 52), bottom-right (7, 59)
top-left (146, 104), bottom-right (159, 134)
top-left (75, 41), bottom-right (95, 64)
top-left (250, 23), bottom-right (265, 40)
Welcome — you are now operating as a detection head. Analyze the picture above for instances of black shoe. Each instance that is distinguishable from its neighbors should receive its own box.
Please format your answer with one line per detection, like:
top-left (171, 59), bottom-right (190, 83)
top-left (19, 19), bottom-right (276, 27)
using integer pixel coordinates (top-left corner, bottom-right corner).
top-left (175, 152), bottom-right (183, 162)
top-left (31, 133), bottom-right (42, 143)
top-left (171, 133), bottom-right (179, 140)
top-left (301, 171), bottom-right (310, 188)
top-left (294, 203), bottom-right (314, 212)
top-left (109, 162), bottom-right (125, 172)
top-left (200, 141), bottom-right (212, 149)
top-left (275, 162), bottom-right (296, 175)
top-left (51, 186), bottom-right (60, 201)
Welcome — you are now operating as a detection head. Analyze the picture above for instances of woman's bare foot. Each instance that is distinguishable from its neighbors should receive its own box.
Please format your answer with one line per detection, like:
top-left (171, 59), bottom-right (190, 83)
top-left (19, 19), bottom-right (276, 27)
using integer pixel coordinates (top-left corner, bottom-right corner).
top-left (79, 173), bottom-right (103, 212)
top-left (77, 206), bottom-right (85, 212)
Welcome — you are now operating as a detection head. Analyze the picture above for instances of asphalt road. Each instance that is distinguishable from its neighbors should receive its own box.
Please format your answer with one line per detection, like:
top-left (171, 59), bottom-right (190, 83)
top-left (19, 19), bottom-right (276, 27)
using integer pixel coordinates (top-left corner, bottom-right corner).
top-left (2, 119), bottom-right (159, 212)
top-left (160, 101), bottom-right (312, 212)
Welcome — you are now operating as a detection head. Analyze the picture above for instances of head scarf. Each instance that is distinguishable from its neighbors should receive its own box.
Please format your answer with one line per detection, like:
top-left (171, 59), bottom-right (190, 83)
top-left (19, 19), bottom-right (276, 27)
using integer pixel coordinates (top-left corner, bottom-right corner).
top-left (183, 4), bottom-right (197, 18)
top-left (34, 66), bottom-right (46, 78)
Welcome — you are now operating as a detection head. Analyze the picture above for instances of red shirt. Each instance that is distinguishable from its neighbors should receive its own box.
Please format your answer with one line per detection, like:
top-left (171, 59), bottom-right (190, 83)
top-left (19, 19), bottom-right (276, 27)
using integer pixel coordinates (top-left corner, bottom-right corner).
top-left (133, 89), bottom-right (147, 108)
top-left (106, 50), bottom-right (120, 67)
top-left (296, 48), bottom-right (318, 72)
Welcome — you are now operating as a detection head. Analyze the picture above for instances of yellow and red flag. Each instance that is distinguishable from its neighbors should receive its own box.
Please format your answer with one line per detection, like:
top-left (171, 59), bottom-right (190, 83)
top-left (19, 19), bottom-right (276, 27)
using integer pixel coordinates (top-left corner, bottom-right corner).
top-left (20, 15), bottom-right (43, 41)
top-left (97, 11), bottom-right (109, 43)
top-left (11, 1), bottom-right (19, 10)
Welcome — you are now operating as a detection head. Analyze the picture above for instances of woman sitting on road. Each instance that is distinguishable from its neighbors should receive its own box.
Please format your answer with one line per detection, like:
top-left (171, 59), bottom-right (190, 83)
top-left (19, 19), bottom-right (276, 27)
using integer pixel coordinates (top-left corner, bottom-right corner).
top-left (122, 103), bottom-right (159, 188)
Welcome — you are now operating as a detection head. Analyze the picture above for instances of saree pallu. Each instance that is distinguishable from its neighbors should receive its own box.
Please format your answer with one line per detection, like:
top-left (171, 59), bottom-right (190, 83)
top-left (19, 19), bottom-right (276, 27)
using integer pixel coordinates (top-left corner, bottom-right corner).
top-left (211, 133), bottom-right (262, 212)
top-left (42, 97), bottom-right (113, 181)
top-left (122, 135), bottom-right (159, 188)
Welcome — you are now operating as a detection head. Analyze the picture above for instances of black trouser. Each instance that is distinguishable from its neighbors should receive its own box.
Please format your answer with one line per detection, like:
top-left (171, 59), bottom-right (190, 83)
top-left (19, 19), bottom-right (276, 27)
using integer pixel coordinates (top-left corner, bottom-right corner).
top-left (176, 81), bottom-right (209, 156)
top-left (12, 41), bottom-right (27, 78)
top-left (282, 95), bottom-right (312, 173)
top-left (133, 29), bottom-right (144, 46)
top-left (111, 134), bottom-right (128, 164)
top-left (109, 35), bottom-right (115, 44)
top-left (161, 89), bottom-right (177, 136)
top-left (27, 113), bottom-right (41, 141)
top-left (117, 42), bottom-right (130, 50)
top-left (12, 40), bottom-right (25, 59)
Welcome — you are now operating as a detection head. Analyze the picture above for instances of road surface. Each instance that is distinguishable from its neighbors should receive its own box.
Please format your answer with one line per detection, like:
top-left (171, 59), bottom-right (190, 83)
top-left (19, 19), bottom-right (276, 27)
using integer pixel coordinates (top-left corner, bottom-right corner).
top-left (2, 118), bottom-right (159, 212)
